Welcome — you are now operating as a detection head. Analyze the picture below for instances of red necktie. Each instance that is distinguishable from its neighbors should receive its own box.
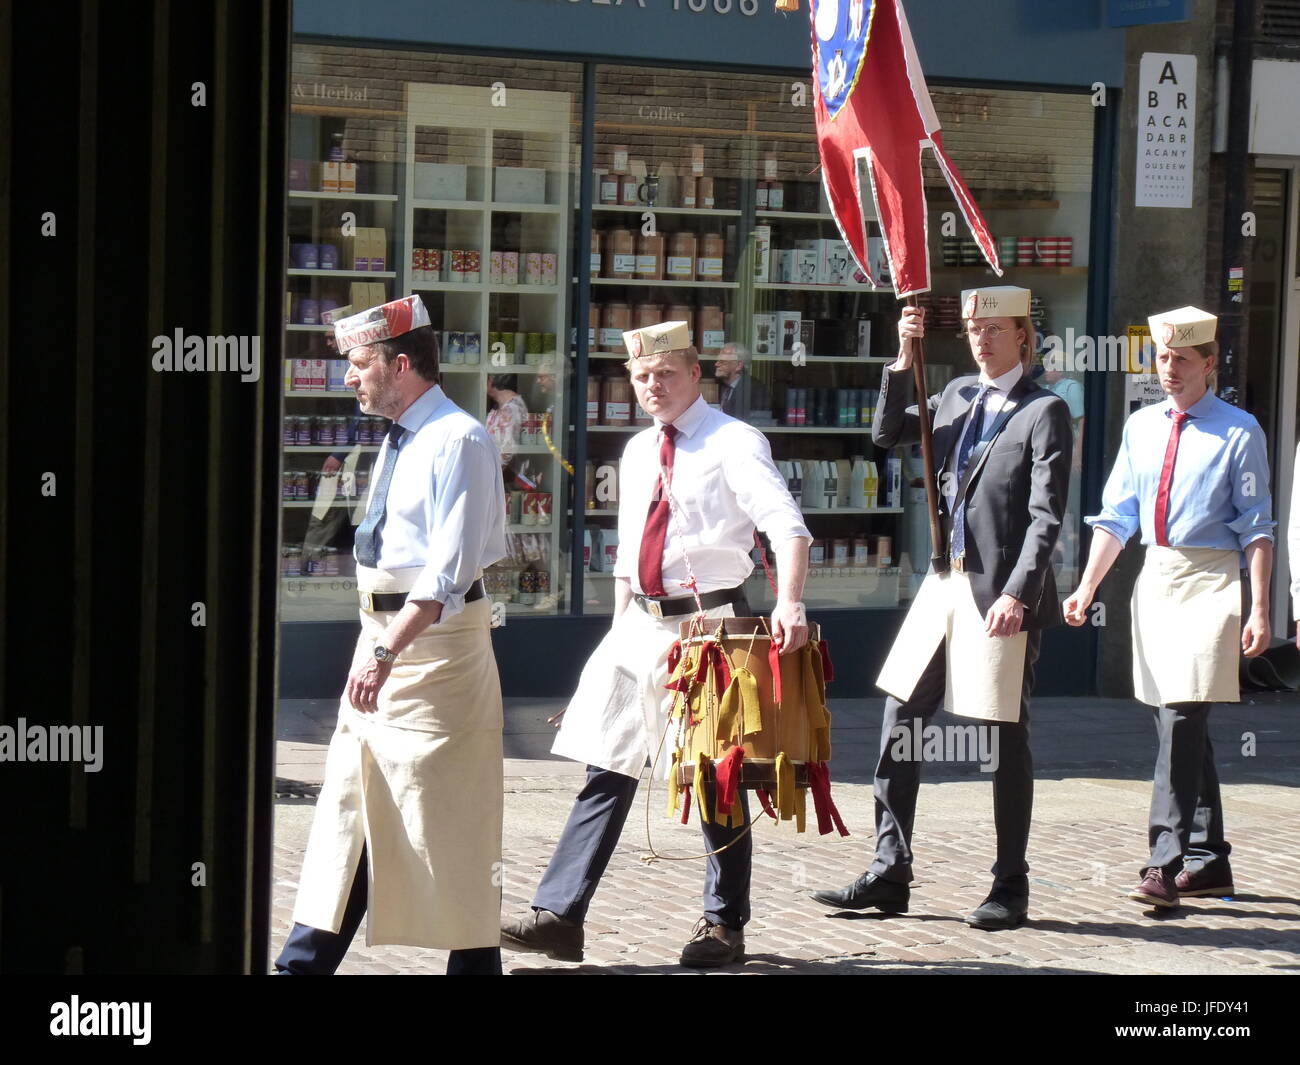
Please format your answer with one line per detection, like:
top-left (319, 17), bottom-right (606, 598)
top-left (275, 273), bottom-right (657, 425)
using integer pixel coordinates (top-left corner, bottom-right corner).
top-left (1153, 411), bottom-right (1188, 547)
top-left (638, 424), bottom-right (678, 596)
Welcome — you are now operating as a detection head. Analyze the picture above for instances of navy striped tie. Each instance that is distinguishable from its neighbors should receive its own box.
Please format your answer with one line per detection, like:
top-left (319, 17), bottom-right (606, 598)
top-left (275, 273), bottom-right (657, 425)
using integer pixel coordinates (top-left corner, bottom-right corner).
top-left (949, 386), bottom-right (991, 564)
top-left (354, 421), bottom-right (406, 568)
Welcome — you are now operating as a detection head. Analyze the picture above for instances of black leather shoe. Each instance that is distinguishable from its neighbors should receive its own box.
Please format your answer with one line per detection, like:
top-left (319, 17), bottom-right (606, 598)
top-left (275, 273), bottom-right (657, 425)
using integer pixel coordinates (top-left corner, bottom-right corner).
top-left (500, 908), bottom-right (584, 962)
top-left (965, 882), bottom-right (1029, 930)
top-left (810, 872), bottom-right (910, 913)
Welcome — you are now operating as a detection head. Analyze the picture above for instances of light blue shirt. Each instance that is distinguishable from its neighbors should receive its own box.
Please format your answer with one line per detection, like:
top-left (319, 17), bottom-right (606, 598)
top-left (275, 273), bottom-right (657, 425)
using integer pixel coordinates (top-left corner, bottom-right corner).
top-left (1086, 390), bottom-right (1275, 558)
top-left (366, 384), bottom-right (508, 616)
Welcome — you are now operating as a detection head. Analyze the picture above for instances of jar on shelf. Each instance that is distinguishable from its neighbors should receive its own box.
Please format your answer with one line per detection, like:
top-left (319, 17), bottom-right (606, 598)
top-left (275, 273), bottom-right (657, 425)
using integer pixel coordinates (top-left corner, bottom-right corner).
top-left (635, 232), bottom-right (665, 280)
top-left (666, 303), bottom-right (695, 345)
top-left (666, 232), bottom-right (696, 281)
top-left (590, 230), bottom-right (603, 278)
top-left (602, 377), bottom-right (632, 427)
top-left (633, 302), bottom-right (663, 329)
top-left (697, 176), bottom-right (715, 210)
top-left (680, 176), bottom-right (697, 209)
top-left (599, 301), bottom-right (630, 353)
top-left (696, 233), bottom-right (724, 281)
top-left (587, 301), bottom-right (601, 351)
top-left (604, 228), bottom-right (635, 280)
top-left (587, 376), bottom-right (602, 426)
top-left (696, 304), bottom-right (725, 355)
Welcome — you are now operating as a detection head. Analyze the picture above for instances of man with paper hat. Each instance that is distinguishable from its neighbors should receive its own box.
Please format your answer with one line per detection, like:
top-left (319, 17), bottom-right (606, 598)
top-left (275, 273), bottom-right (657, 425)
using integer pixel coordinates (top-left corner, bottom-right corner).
top-left (502, 321), bottom-right (812, 968)
top-left (1064, 305), bottom-right (1274, 910)
top-left (812, 284), bottom-right (1073, 930)
top-left (277, 294), bottom-right (509, 974)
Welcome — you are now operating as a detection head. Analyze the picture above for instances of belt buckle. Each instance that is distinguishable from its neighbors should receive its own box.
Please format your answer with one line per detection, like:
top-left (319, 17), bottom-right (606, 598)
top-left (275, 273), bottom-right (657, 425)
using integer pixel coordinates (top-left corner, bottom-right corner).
top-left (360, 592), bottom-right (374, 611)
top-left (645, 598), bottom-right (664, 620)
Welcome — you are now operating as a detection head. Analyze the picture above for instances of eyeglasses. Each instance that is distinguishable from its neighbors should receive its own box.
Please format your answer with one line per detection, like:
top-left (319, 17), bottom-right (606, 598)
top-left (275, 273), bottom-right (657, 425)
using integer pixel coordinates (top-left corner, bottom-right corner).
top-left (965, 324), bottom-right (1008, 339)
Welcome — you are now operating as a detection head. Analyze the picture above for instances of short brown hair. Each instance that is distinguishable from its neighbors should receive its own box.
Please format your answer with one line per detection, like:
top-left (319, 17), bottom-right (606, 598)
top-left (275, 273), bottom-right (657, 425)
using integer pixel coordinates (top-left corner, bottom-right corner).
top-left (371, 324), bottom-right (440, 381)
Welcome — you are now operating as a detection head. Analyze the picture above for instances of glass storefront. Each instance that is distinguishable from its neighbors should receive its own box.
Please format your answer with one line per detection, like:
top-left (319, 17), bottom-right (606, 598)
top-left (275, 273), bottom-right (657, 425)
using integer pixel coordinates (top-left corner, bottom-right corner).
top-left (281, 43), bottom-right (1096, 624)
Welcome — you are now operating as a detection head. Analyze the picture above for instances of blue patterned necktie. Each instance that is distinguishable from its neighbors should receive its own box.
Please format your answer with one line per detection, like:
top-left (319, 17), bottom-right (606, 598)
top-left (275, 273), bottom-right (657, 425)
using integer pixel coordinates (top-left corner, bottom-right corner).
top-left (354, 420), bottom-right (406, 568)
top-left (949, 385), bottom-right (992, 564)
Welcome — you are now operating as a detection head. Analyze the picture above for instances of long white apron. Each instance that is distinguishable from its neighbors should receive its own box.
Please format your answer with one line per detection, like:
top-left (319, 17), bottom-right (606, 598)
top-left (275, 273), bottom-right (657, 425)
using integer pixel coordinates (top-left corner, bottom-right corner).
top-left (552, 599), bottom-right (741, 779)
top-left (291, 565), bottom-right (504, 950)
top-left (876, 569), bottom-right (1028, 722)
top-left (1131, 546), bottom-right (1241, 706)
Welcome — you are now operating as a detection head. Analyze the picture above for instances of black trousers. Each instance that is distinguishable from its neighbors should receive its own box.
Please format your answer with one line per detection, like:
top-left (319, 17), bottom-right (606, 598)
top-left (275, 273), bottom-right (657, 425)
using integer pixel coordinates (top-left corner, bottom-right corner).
top-left (532, 765), bottom-right (753, 929)
top-left (1146, 701), bottom-right (1231, 874)
top-left (275, 846), bottom-right (502, 975)
top-left (869, 630), bottom-right (1040, 886)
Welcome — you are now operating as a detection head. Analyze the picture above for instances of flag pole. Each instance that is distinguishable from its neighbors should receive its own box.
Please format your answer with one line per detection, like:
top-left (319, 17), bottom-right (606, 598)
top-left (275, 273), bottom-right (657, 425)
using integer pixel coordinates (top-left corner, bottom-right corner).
top-left (902, 296), bottom-right (947, 573)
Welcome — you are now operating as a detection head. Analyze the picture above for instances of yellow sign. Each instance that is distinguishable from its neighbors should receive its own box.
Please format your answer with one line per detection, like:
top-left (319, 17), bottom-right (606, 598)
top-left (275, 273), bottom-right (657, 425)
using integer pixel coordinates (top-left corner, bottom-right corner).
top-left (1126, 325), bottom-right (1153, 373)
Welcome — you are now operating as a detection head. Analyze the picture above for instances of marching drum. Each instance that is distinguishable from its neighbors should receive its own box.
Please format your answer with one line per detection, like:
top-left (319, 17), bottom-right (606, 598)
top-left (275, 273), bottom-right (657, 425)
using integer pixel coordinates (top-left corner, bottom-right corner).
top-left (664, 617), bottom-right (847, 836)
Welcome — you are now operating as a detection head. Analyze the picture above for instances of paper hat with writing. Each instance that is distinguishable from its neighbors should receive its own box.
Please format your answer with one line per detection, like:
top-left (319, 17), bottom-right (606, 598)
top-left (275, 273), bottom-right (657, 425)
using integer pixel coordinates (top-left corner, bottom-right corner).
top-left (334, 294), bottom-right (431, 355)
top-left (961, 286), bottom-right (1031, 320)
top-left (622, 320), bottom-right (691, 360)
top-left (1148, 306), bottom-right (1217, 348)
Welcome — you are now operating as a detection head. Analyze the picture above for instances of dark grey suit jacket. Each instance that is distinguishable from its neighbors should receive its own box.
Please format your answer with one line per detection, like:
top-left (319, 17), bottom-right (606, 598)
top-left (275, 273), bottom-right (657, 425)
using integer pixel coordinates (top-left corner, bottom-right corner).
top-left (873, 365), bottom-right (1073, 630)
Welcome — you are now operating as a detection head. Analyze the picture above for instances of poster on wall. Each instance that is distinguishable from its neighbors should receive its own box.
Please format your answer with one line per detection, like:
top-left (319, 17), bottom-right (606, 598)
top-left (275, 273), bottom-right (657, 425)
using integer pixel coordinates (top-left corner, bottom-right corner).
top-left (1136, 52), bottom-right (1196, 209)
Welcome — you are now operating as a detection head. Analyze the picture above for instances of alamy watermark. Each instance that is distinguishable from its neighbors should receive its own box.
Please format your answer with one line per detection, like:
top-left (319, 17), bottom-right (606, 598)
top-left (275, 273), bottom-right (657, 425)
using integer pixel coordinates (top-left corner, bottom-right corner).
top-left (1041, 328), bottom-right (1154, 374)
top-left (151, 328), bottom-right (262, 383)
top-left (889, 717), bottom-right (1001, 773)
top-left (0, 719), bottom-right (103, 772)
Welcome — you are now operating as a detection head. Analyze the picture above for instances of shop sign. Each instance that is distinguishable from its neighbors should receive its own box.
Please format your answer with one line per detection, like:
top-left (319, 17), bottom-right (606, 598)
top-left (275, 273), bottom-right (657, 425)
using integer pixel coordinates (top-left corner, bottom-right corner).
top-left (293, 81), bottom-right (370, 103)
top-left (1107, 0), bottom-right (1187, 27)
top-left (1135, 52), bottom-right (1196, 209)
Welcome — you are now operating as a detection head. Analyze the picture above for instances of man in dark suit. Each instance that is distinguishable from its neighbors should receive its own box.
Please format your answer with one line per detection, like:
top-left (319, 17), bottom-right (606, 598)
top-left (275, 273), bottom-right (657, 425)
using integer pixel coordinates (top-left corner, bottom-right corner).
top-left (811, 286), bottom-right (1072, 930)
top-left (715, 343), bottom-right (771, 419)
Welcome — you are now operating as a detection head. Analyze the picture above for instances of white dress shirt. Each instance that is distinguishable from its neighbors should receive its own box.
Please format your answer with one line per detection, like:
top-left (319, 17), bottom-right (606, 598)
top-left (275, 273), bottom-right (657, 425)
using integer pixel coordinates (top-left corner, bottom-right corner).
top-left (941, 360), bottom-right (1024, 507)
top-left (612, 394), bottom-right (811, 596)
top-left (366, 384), bottom-right (507, 617)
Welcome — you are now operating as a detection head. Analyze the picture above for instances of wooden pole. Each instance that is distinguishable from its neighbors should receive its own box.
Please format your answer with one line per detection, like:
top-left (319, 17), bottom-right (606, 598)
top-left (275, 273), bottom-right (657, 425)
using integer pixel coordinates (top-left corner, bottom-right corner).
top-left (903, 297), bottom-right (947, 572)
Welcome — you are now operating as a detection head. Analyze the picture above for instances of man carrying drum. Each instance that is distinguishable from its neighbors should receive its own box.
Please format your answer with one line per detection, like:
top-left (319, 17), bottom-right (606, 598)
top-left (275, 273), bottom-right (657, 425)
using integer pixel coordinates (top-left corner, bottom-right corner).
top-left (501, 320), bottom-right (812, 968)
top-left (1063, 306), bottom-right (1274, 909)
top-left (812, 286), bottom-right (1072, 930)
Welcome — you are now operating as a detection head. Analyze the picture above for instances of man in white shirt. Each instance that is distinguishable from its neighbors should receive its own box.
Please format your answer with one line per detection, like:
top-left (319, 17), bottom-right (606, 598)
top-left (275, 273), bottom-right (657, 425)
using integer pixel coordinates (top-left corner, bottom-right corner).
top-left (501, 320), bottom-right (812, 968)
top-left (276, 295), bottom-right (509, 975)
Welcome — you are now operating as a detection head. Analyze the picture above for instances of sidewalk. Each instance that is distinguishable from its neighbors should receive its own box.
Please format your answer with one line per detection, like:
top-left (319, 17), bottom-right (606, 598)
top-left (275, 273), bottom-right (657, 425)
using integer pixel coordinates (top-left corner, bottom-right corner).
top-left (272, 694), bottom-right (1300, 974)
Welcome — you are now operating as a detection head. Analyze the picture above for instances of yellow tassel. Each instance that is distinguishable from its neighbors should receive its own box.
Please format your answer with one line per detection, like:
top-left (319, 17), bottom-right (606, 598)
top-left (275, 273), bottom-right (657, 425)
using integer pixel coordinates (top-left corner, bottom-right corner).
top-left (794, 786), bottom-right (807, 833)
top-left (776, 752), bottom-right (795, 821)
top-left (739, 669), bottom-right (763, 737)
top-left (695, 753), bottom-right (712, 824)
top-left (716, 674), bottom-right (741, 745)
top-left (667, 750), bottom-right (681, 817)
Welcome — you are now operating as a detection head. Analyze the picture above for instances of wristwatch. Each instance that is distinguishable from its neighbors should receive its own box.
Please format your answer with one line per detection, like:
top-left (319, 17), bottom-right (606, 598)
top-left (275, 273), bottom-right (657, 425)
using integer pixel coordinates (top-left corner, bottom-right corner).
top-left (373, 644), bottom-right (398, 663)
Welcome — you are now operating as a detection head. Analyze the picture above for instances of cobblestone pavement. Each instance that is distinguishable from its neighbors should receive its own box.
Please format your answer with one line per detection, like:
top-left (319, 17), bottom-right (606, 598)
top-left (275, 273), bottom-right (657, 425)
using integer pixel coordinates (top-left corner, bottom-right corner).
top-left (271, 693), bottom-right (1300, 975)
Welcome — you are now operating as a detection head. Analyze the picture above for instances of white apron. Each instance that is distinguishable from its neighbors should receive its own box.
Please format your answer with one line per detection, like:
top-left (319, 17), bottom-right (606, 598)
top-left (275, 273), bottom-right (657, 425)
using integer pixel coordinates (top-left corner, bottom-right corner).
top-left (876, 569), bottom-right (1028, 722)
top-left (552, 599), bottom-right (740, 779)
top-left (1131, 546), bottom-right (1241, 706)
top-left (291, 565), bottom-right (504, 950)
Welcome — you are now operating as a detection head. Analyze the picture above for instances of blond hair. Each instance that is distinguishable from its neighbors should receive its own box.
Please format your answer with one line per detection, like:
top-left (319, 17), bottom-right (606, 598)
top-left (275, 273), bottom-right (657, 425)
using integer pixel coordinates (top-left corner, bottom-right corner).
top-left (960, 315), bottom-right (1037, 367)
top-left (623, 345), bottom-right (700, 375)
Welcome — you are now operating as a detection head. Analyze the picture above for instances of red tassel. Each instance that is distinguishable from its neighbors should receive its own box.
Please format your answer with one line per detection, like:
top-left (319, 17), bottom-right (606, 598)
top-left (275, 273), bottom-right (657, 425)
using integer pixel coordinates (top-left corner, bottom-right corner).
top-left (693, 640), bottom-right (732, 698)
top-left (680, 784), bottom-right (692, 825)
top-left (755, 788), bottom-right (778, 821)
top-left (819, 639), bottom-right (835, 684)
top-left (667, 640), bottom-right (682, 676)
top-left (714, 747), bottom-right (744, 816)
top-left (808, 762), bottom-right (849, 837)
top-left (767, 639), bottom-right (783, 705)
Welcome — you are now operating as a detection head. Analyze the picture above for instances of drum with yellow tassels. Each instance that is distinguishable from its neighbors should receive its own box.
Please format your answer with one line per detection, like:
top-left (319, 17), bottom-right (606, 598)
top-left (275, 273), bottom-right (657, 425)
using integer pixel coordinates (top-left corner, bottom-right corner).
top-left (663, 616), bottom-right (848, 838)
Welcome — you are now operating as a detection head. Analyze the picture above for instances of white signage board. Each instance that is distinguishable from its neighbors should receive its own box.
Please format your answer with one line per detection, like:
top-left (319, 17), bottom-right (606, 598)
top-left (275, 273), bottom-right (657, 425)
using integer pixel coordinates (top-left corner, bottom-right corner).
top-left (1136, 52), bottom-right (1196, 208)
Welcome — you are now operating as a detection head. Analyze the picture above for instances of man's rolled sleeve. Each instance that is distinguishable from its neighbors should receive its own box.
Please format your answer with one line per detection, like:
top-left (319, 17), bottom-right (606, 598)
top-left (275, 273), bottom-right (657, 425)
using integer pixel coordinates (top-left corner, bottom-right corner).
top-left (1085, 424), bottom-right (1141, 545)
top-left (406, 435), bottom-right (502, 621)
top-left (723, 425), bottom-right (810, 548)
top-left (1227, 429), bottom-right (1276, 552)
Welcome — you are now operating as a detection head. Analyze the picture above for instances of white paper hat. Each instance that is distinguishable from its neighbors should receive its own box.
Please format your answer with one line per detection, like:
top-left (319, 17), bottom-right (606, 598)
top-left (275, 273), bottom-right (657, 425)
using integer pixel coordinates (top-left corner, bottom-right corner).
top-left (333, 294), bottom-right (431, 355)
top-left (1148, 306), bottom-right (1217, 348)
top-left (961, 286), bottom-right (1032, 320)
top-left (622, 320), bottom-right (691, 360)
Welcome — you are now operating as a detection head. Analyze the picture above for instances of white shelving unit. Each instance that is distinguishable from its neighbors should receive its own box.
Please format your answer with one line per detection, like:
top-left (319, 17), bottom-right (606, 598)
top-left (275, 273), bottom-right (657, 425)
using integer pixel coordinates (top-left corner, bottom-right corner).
top-left (404, 82), bottom-right (572, 613)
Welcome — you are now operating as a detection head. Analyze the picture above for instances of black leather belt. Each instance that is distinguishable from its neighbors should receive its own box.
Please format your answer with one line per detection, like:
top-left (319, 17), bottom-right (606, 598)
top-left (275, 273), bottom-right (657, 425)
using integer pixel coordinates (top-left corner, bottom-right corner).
top-left (360, 578), bottom-right (485, 613)
top-left (633, 585), bottom-right (745, 620)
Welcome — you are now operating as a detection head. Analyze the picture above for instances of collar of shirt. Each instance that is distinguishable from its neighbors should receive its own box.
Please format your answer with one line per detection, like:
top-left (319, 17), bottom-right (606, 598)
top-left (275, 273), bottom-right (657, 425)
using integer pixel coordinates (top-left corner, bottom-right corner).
top-left (392, 384), bottom-right (446, 436)
top-left (978, 360), bottom-right (1024, 392)
top-left (656, 393), bottom-right (709, 440)
top-left (1162, 389), bottom-right (1217, 421)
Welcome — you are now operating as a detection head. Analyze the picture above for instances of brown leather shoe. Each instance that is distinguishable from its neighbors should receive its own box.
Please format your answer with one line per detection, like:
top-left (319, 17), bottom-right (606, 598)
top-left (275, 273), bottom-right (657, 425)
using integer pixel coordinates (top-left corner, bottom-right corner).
top-left (679, 918), bottom-right (744, 968)
top-left (1129, 867), bottom-right (1179, 908)
top-left (1175, 863), bottom-right (1235, 898)
top-left (500, 908), bottom-right (584, 962)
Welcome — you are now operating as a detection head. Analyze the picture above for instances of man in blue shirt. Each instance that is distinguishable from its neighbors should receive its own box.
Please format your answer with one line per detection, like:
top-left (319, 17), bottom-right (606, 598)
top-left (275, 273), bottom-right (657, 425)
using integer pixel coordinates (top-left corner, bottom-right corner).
top-left (1063, 306), bottom-right (1274, 910)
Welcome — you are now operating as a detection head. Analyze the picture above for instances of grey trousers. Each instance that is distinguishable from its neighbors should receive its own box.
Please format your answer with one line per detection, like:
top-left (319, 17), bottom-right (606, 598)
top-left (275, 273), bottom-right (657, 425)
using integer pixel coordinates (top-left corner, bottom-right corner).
top-left (532, 764), bottom-right (753, 929)
top-left (869, 629), bottom-right (1041, 887)
top-left (1146, 701), bottom-right (1231, 874)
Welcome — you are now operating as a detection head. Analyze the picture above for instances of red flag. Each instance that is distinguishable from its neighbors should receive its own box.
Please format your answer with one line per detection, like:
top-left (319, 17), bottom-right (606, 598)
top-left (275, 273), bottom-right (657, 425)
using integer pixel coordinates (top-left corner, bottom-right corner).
top-left (810, 0), bottom-right (1001, 298)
